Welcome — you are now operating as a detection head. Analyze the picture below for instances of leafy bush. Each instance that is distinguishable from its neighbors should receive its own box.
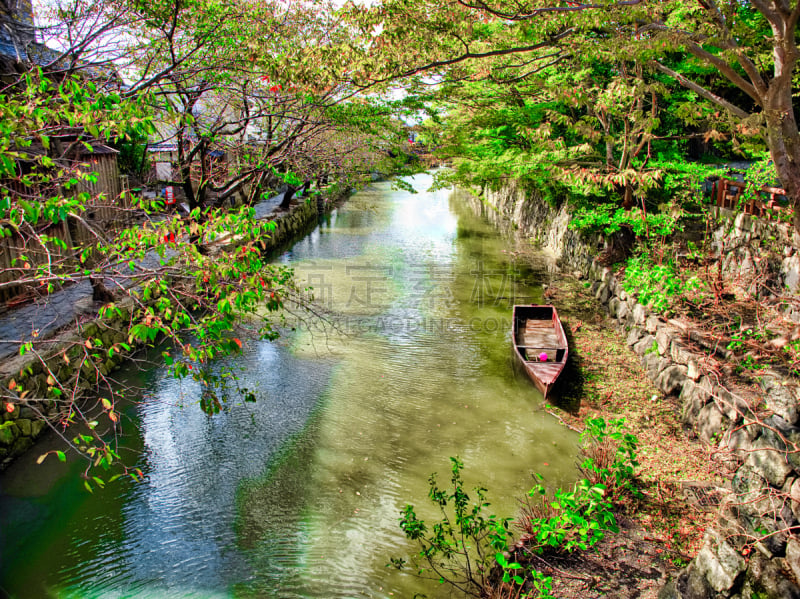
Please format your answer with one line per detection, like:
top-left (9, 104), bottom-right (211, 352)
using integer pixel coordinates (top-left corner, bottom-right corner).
top-left (578, 417), bottom-right (641, 501)
top-left (570, 204), bottom-right (681, 238)
top-left (622, 251), bottom-right (703, 313)
top-left (520, 475), bottom-right (619, 553)
top-left (391, 457), bottom-right (513, 597)
top-left (394, 419), bottom-right (641, 598)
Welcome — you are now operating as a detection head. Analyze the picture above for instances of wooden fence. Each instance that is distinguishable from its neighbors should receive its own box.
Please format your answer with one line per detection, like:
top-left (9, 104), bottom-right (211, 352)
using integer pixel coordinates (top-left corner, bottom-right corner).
top-left (711, 177), bottom-right (791, 221)
top-left (0, 152), bottom-right (133, 304)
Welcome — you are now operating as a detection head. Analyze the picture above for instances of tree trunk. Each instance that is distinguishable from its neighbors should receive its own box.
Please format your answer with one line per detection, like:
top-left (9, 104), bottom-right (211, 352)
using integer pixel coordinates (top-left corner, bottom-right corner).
top-left (764, 83), bottom-right (800, 235)
top-left (280, 185), bottom-right (297, 210)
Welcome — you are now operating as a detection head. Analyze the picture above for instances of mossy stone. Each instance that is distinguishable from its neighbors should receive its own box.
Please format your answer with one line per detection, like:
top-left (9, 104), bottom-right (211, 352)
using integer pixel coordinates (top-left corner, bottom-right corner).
top-left (16, 418), bottom-right (31, 437)
top-left (0, 424), bottom-right (16, 446)
top-left (10, 436), bottom-right (33, 455)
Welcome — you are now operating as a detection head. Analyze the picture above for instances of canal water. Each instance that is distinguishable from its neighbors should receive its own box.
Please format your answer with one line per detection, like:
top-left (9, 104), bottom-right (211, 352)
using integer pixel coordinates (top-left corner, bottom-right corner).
top-left (0, 174), bottom-right (578, 598)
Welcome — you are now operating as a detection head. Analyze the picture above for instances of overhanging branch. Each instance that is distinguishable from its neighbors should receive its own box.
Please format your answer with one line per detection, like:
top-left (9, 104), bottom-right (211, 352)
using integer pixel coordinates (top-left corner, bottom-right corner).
top-left (651, 61), bottom-right (750, 120)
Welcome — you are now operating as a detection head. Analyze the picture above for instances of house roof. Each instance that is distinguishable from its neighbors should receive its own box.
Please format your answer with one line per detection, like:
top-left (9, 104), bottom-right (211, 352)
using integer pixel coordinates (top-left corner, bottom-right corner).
top-left (77, 143), bottom-right (119, 155)
top-left (147, 142), bottom-right (179, 153)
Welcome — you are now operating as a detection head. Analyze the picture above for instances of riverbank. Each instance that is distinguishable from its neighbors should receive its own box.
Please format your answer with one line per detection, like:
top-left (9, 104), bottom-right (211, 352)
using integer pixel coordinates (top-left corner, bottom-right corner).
top-left (504, 242), bottom-right (720, 598)
top-left (0, 187), bottom-right (347, 468)
top-left (461, 182), bottom-right (800, 597)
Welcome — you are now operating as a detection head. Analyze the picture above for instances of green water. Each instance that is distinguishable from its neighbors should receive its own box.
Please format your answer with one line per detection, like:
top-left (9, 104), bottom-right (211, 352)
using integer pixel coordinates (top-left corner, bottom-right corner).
top-left (0, 174), bottom-right (578, 598)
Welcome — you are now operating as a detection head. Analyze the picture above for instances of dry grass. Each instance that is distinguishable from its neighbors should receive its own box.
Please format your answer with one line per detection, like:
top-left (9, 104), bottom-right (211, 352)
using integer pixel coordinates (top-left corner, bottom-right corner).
top-left (525, 274), bottom-right (723, 587)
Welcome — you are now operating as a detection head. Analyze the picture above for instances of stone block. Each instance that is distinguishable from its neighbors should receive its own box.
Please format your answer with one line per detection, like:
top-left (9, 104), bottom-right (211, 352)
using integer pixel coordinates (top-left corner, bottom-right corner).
top-left (642, 351), bottom-right (662, 380)
top-left (697, 402), bottom-right (727, 445)
top-left (694, 529), bottom-right (746, 593)
top-left (720, 427), bottom-right (753, 456)
top-left (626, 327), bottom-right (643, 347)
top-left (633, 335), bottom-right (657, 357)
top-left (10, 436), bottom-right (33, 455)
top-left (744, 552), bottom-right (800, 598)
top-left (670, 340), bottom-right (694, 366)
top-left (759, 416), bottom-right (800, 473)
top-left (680, 380), bottom-right (711, 425)
top-left (608, 276), bottom-right (619, 296)
top-left (782, 254), bottom-right (800, 294)
top-left (608, 297), bottom-right (620, 318)
top-left (787, 537), bottom-right (800, 591)
top-left (633, 303), bottom-right (647, 325)
top-left (18, 407), bottom-right (36, 419)
top-left (617, 301), bottom-right (630, 321)
top-left (745, 438), bottom-right (794, 488)
top-left (714, 386), bottom-right (751, 421)
top-left (657, 364), bottom-right (688, 396)
top-left (687, 358), bottom-right (703, 381)
top-left (31, 420), bottom-right (45, 438)
top-left (645, 315), bottom-right (661, 334)
top-left (15, 418), bottom-right (31, 437)
top-left (656, 327), bottom-right (673, 355)
top-left (760, 374), bottom-right (800, 425)
top-left (0, 424), bottom-right (16, 446)
top-left (595, 282), bottom-right (610, 304)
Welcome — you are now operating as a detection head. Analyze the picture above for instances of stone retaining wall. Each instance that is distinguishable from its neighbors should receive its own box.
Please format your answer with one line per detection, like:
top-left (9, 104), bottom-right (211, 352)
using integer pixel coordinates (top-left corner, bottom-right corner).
top-left (0, 192), bottom-right (341, 468)
top-left (464, 184), bottom-right (800, 598)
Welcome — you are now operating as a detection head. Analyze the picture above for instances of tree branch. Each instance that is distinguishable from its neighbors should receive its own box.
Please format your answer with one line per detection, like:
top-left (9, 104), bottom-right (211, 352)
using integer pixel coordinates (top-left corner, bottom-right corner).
top-left (651, 61), bottom-right (750, 119)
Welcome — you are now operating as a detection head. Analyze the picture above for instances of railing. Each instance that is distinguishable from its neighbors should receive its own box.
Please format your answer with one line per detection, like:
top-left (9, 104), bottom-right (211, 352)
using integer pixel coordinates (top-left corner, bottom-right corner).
top-left (711, 177), bottom-right (791, 220)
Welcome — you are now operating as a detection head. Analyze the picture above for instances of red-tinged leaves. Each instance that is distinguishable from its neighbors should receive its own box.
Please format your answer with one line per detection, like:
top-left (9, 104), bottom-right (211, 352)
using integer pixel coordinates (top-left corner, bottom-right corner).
top-left (233, 338), bottom-right (242, 349)
top-left (5, 402), bottom-right (13, 413)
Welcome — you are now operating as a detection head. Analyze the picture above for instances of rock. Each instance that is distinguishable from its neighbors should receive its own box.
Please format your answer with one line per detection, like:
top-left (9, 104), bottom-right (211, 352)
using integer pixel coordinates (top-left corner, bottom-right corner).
top-left (745, 552), bottom-right (800, 598)
top-left (627, 327), bottom-right (643, 347)
top-left (766, 384), bottom-right (799, 425)
top-left (10, 436), bottom-right (33, 455)
top-left (658, 579), bottom-right (681, 599)
top-left (680, 565), bottom-right (714, 599)
top-left (687, 358), bottom-right (703, 381)
top-left (789, 478), bottom-right (800, 522)
top-left (0, 424), bottom-right (16, 446)
top-left (608, 296), bottom-right (621, 318)
top-left (15, 418), bottom-right (31, 437)
top-left (693, 530), bottom-right (746, 593)
top-left (721, 427), bottom-right (754, 456)
top-left (657, 364), bottom-right (688, 396)
top-left (642, 351), bottom-right (662, 379)
top-left (617, 301), bottom-right (630, 321)
top-left (714, 386), bottom-right (751, 421)
top-left (595, 282), bottom-right (610, 304)
top-left (646, 315), bottom-right (661, 334)
top-left (787, 537), bottom-right (800, 584)
top-left (758, 416), bottom-right (800, 472)
top-left (760, 375), bottom-right (800, 425)
top-left (656, 328), bottom-right (673, 355)
top-left (783, 253), bottom-right (800, 294)
top-left (732, 466), bottom-right (792, 556)
top-left (31, 419), bottom-right (45, 438)
top-left (633, 303), bottom-right (647, 325)
top-left (681, 380), bottom-right (711, 425)
top-left (745, 438), bottom-right (794, 488)
top-left (670, 340), bottom-right (695, 366)
top-left (633, 335), bottom-right (657, 357)
top-left (697, 403), bottom-right (727, 445)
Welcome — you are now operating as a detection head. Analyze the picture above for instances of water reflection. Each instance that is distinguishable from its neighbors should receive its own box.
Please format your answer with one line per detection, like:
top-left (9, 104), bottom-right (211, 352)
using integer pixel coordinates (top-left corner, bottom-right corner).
top-left (0, 174), bottom-right (577, 599)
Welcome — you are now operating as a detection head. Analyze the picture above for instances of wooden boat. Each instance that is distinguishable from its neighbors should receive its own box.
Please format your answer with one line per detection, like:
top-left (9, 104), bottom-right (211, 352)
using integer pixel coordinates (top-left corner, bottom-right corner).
top-left (512, 304), bottom-right (568, 399)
